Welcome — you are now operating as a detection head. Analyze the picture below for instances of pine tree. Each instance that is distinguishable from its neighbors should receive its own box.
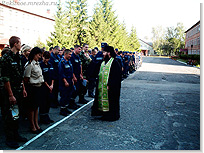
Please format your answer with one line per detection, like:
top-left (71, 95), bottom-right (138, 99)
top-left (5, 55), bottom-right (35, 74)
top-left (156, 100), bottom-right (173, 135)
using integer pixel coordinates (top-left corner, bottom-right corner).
top-left (47, 0), bottom-right (68, 48)
top-left (87, 4), bottom-right (108, 48)
top-left (65, 0), bottom-right (78, 48)
top-left (116, 22), bottom-right (129, 50)
top-left (129, 26), bottom-right (140, 52)
top-left (74, 0), bottom-right (89, 46)
top-left (100, 0), bottom-right (121, 46)
top-left (87, 0), bottom-right (123, 49)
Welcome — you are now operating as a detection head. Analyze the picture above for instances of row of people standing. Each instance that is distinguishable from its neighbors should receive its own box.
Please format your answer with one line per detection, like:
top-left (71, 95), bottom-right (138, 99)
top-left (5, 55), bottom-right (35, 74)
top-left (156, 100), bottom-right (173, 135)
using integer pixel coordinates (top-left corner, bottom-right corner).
top-left (0, 37), bottom-right (105, 148)
top-left (0, 35), bottom-right (139, 148)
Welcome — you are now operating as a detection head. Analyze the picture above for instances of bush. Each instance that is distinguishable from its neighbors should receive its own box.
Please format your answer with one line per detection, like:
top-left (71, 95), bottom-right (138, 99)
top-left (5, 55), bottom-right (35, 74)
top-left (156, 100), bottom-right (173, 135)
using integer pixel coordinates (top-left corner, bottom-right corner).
top-left (179, 54), bottom-right (200, 61)
top-left (179, 54), bottom-right (200, 65)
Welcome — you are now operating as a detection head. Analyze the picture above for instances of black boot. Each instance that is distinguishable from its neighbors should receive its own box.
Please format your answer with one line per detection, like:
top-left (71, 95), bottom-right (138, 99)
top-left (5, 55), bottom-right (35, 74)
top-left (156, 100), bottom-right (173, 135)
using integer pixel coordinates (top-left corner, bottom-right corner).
top-left (60, 107), bottom-right (72, 116)
top-left (6, 140), bottom-right (19, 149)
top-left (14, 132), bottom-right (28, 142)
top-left (68, 99), bottom-right (80, 109)
top-left (78, 96), bottom-right (89, 104)
top-left (47, 115), bottom-right (54, 123)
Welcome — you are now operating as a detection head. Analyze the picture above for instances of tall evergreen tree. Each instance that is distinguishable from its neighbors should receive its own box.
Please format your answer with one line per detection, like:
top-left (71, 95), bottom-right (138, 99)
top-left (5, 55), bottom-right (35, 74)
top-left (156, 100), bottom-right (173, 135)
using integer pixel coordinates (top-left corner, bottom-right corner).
top-left (129, 26), bottom-right (140, 52)
top-left (65, 0), bottom-right (78, 48)
top-left (87, 4), bottom-right (108, 48)
top-left (116, 22), bottom-right (129, 50)
top-left (87, 0), bottom-right (123, 48)
top-left (100, 0), bottom-right (121, 46)
top-left (47, 0), bottom-right (67, 48)
top-left (74, 0), bottom-right (89, 46)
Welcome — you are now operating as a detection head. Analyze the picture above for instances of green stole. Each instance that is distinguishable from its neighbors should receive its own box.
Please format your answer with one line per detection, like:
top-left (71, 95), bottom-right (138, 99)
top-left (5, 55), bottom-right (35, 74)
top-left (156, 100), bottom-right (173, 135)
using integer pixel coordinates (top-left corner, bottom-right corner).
top-left (98, 57), bottom-right (114, 112)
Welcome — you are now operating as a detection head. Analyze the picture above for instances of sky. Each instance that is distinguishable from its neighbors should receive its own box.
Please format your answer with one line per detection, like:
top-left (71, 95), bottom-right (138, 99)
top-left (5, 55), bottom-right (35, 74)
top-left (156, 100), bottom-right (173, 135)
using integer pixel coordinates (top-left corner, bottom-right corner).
top-left (2, 0), bottom-right (201, 42)
top-left (87, 0), bottom-right (201, 42)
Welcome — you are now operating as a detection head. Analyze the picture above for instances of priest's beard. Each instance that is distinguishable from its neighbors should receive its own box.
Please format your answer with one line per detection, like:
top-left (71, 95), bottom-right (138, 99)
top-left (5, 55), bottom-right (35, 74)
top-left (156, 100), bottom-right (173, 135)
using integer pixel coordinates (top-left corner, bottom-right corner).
top-left (104, 54), bottom-right (110, 64)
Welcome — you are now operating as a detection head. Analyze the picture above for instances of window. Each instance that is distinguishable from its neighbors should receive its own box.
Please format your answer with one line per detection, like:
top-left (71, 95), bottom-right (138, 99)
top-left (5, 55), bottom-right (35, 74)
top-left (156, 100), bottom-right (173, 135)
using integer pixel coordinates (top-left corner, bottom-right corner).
top-left (198, 37), bottom-right (200, 45)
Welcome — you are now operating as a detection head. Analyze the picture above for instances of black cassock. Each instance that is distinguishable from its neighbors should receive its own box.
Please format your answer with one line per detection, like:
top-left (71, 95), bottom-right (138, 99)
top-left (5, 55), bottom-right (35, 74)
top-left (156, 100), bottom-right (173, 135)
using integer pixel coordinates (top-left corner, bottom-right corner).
top-left (91, 58), bottom-right (122, 121)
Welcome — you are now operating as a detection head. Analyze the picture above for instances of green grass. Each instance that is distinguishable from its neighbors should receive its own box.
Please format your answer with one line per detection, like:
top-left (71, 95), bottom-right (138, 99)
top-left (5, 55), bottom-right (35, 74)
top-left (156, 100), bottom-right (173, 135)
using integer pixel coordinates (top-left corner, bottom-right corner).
top-left (177, 59), bottom-right (188, 63)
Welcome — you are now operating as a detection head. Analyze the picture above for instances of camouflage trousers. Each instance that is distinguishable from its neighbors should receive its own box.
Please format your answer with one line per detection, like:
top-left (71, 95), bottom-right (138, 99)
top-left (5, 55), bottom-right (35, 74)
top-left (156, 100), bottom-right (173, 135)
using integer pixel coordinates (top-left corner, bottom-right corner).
top-left (1, 89), bottom-right (23, 141)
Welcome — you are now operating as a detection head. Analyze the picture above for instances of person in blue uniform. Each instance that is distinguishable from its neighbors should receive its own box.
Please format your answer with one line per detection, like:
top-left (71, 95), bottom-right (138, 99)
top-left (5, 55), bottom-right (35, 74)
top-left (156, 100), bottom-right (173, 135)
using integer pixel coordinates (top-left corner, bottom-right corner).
top-left (58, 49), bottom-right (74, 116)
top-left (132, 52), bottom-right (136, 71)
top-left (57, 47), bottom-right (65, 61)
top-left (95, 43), bottom-right (107, 65)
top-left (94, 43), bottom-right (108, 76)
top-left (90, 47), bottom-right (97, 60)
top-left (123, 51), bottom-right (129, 78)
top-left (49, 46), bottom-right (61, 108)
top-left (39, 51), bottom-right (54, 124)
top-left (115, 48), bottom-right (124, 72)
top-left (87, 48), bottom-right (97, 98)
top-left (69, 45), bottom-right (82, 109)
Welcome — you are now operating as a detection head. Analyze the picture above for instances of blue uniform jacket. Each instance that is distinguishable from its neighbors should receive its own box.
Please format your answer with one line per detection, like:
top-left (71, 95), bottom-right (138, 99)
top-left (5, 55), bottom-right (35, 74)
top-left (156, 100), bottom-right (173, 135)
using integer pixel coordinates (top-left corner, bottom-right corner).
top-left (40, 61), bottom-right (54, 85)
top-left (70, 52), bottom-right (81, 79)
top-left (57, 54), bottom-right (64, 61)
top-left (132, 55), bottom-right (135, 63)
top-left (49, 52), bottom-right (60, 80)
top-left (116, 55), bottom-right (124, 68)
top-left (89, 55), bottom-right (95, 60)
top-left (58, 58), bottom-right (73, 90)
top-left (95, 51), bottom-right (103, 64)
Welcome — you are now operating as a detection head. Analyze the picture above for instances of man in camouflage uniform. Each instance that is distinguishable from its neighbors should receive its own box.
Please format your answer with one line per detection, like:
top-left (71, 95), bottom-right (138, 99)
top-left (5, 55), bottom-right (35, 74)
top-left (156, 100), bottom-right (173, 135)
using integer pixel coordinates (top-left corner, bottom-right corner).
top-left (78, 43), bottom-right (92, 103)
top-left (79, 43), bottom-right (92, 79)
top-left (0, 47), bottom-right (10, 114)
top-left (1, 36), bottom-right (27, 148)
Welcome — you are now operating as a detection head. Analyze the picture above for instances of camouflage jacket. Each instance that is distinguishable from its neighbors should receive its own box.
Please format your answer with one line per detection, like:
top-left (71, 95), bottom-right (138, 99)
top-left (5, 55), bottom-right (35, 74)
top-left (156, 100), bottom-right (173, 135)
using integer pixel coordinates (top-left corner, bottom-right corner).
top-left (79, 51), bottom-right (92, 78)
top-left (1, 50), bottom-right (24, 90)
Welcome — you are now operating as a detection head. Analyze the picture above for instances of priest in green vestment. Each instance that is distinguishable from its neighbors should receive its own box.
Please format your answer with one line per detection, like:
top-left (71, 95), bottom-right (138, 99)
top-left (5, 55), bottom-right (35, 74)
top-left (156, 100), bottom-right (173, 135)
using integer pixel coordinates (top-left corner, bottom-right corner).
top-left (91, 45), bottom-right (122, 121)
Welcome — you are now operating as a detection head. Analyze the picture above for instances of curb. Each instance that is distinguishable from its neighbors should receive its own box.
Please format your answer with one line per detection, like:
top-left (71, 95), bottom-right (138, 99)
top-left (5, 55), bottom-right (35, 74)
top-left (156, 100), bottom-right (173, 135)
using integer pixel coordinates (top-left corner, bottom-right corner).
top-left (16, 99), bottom-right (94, 150)
top-left (176, 59), bottom-right (200, 69)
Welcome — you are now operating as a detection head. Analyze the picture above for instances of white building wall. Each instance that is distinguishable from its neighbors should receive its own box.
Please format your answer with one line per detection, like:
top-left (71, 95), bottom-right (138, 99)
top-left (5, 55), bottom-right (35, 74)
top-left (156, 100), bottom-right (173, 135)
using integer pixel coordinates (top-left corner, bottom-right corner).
top-left (0, 4), bottom-right (54, 47)
top-left (139, 39), bottom-right (155, 55)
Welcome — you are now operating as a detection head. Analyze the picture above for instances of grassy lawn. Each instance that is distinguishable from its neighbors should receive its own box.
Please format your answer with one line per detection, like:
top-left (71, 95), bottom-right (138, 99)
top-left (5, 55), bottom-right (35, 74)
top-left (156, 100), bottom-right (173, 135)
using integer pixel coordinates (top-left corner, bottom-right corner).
top-left (177, 59), bottom-right (188, 63)
top-left (171, 56), bottom-right (200, 68)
